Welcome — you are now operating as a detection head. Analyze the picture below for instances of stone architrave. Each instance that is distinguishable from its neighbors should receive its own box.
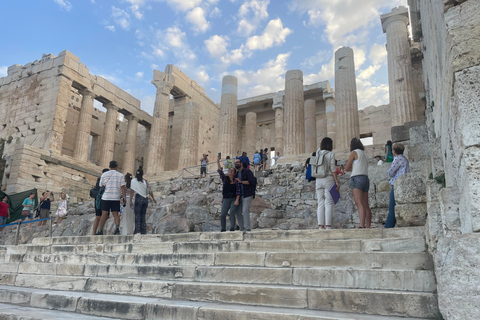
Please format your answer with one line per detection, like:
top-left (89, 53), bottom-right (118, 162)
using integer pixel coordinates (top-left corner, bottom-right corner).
top-left (334, 47), bottom-right (360, 149)
top-left (284, 70), bottom-right (305, 155)
top-left (245, 112), bottom-right (257, 158)
top-left (179, 102), bottom-right (200, 168)
top-left (323, 91), bottom-right (336, 148)
top-left (304, 99), bottom-right (317, 154)
top-left (146, 70), bottom-right (175, 175)
top-left (272, 92), bottom-right (284, 156)
top-left (123, 115), bottom-right (139, 175)
top-left (99, 102), bottom-right (119, 168)
top-left (73, 89), bottom-right (96, 162)
top-left (218, 76), bottom-right (238, 158)
top-left (381, 6), bottom-right (417, 126)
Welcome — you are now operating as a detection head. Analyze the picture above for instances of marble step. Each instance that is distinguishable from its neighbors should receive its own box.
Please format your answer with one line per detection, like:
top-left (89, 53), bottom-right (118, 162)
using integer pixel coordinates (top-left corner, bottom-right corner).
top-left (6, 250), bottom-right (433, 270)
top-left (0, 280), bottom-right (439, 318)
top-left (6, 262), bottom-right (436, 292)
top-left (0, 286), bottom-right (434, 320)
top-left (30, 227), bottom-right (426, 246)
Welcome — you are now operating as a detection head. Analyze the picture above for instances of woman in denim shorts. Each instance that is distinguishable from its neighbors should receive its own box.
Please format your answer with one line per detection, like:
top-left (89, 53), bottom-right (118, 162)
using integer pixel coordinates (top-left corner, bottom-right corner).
top-left (345, 138), bottom-right (372, 228)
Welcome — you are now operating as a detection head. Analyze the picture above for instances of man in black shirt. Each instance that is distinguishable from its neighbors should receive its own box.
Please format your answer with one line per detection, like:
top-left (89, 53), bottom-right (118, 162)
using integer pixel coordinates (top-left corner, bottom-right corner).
top-left (234, 158), bottom-right (256, 231)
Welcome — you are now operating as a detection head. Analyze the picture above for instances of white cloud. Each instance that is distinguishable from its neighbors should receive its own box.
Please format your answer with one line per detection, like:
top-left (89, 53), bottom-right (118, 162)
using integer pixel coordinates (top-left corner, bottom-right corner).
top-left (0, 66), bottom-right (7, 77)
top-left (105, 25), bottom-right (116, 32)
top-left (303, 56), bottom-right (335, 85)
top-left (205, 35), bottom-right (229, 58)
top-left (186, 7), bottom-right (210, 33)
top-left (135, 71), bottom-right (144, 78)
top-left (356, 78), bottom-right (389, 109)
top-left (369, 43), bottom-right (387, 65)
top-left (165, 0), bottom-right (202, 12)
top-left (164, 26), bottom-right (186, 48)
top-left (209, 6), bottom-right (221, 17)
top-left (151, 64), bottom-right (159, 69)
top-left (236, 0), bottom-right (270, 36)
top-left (358, 64), bottom-right (381, 80)
top-left (351, 46), bottom-right (366, 70)
top-left (111, 6), bottom-right (131, 30)
top-left (301, 50), bottom-right (331, 69)
top-left (129, 4), bottom-right (143, 19)
top-left (53, 0), bottom-right (72, 11)
top-left (246, 18), bottom-right (292, 51)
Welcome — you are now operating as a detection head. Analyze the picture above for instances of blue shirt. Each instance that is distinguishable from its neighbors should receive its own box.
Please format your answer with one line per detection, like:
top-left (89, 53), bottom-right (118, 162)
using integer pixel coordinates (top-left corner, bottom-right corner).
top-left (387, 154), bottom-right (410, 185)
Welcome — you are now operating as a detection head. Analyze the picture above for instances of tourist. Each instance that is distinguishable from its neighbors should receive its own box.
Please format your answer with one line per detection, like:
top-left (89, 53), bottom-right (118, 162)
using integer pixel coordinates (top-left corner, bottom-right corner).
top-left (275, 152), bottom-right (280, 165)
top-left (345, 138), bottom-right (372, 228)
top-left (258, 149), bottom-right (264, 170)
top-left (385, 143), bottom-right (410, 228)
top-left (234, 157), bottom-right (255, 231)
top-left (0, 195), bottom-right (10, 231)
top-left (335, 160), bottom-right (345, 176)
top-left (92, 168), bottom-right (109, 235)
top-left (224, 156), bottom-right (233, 174)
top-left (315, 138), bottom-right (340, 230)
top-left (130, 168), bottom-right (157, 234)
top-left (262, 148), bottom-right (269, 170)
top-left (217, 156), bottom-right (242, 232)
top-left (239, 151), bottom-right (250, 169)
top-left (55, 193), bottom-right (68, 224)
top-left (305, 152), bottom-right (316, 182)
top-left (375, 155), bottom-right (385, 166)
top-left (121, 173), bottom-right (135, 235)
top-left (38, 191), bottom-right (54, 226)
top-left (199, 154), bottom-right (209, 178)
top-left (385, 140), bottom-right (394, 163)
top-left (96, 160), bottom-right (127, 236)
top-left (21, 192), bottom-right (36, 222)
top-left (253, 151), bottom-right (261, 171)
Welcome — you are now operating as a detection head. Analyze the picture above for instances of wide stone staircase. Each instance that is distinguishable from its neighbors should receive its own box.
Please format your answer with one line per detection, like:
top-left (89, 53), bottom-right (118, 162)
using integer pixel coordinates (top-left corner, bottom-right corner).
top-left (0, 227), bottom-right (440, 319)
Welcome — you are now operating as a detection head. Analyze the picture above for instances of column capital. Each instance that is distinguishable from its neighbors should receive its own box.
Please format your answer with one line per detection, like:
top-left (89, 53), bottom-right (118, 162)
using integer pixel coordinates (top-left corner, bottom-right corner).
top-left (272, 92), bottom-right (285, 110)
top-left (126, 114), bottom-right (139, 122)
top-left (323, 91), bottom-right (335, 101)
top-left (103, 102), bottom-right (119, 111)
top-left (380, 6), bottom-right (409, 33)
top-left (79, 88), bottom-right (96, 98)
top-left (152, 70), bottom-right (175, 94)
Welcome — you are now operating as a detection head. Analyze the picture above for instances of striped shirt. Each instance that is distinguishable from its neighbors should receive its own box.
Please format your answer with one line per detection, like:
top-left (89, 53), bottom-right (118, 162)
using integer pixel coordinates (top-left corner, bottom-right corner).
top-left (100, 170), bottom-right (126, 201)
top-left (387, 155), bottom-right (410, 185)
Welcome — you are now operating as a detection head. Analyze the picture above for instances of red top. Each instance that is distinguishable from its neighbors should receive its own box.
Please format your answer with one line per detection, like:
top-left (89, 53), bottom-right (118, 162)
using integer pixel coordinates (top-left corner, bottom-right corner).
top-left (0, 202), bottom-right (9, 217)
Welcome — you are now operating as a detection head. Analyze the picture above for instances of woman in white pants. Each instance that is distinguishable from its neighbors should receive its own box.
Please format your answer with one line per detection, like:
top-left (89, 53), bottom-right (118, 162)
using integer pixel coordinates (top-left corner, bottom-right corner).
top-left (315, 138), bottom-right (340, 230)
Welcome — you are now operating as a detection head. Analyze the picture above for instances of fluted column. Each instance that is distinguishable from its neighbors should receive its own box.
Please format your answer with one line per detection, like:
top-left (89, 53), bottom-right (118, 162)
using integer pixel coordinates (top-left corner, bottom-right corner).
top-left (323, 91), bottom-right (336, 148)
top-left (218, 76), bottom-right (238, 158)
top-left (123, 115), bottom-right (138, 175)
top-left (99, 102), bottom-right (119, 168)
top-left (304, 99), bottom-right (317, 154)
top-left (179, 102), bottom-right (200, 168)
top-left (245, 112), bottom-right (257, 158)
top-left (381, 6), bottom-right (417, 126)
top-left (284, 70), bottom-right (305, 155)
top-left (146, 70), bottom-right (175, 175)
top-left (73, 89), bottom-right (96, 162)
top-left (335, 47), bottom-right (360, 149)
top-left (316, 115), bottom-right (327, 149)
top-left (272, 92), bottom-right (284, 156)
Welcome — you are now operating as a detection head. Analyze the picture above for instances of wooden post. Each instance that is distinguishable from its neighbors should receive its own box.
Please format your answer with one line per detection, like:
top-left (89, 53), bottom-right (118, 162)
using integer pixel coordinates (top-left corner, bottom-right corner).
top-left (14, 221), bottom-right (21, 246)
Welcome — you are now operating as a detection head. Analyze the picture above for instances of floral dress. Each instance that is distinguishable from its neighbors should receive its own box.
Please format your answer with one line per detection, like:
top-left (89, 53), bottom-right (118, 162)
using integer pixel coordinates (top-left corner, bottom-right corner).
top-left (56, 199), bottom-right (67, 217)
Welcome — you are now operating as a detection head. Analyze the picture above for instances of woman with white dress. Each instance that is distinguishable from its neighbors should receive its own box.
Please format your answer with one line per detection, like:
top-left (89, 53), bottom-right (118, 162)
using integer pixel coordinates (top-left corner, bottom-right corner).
top-left (121, 173), bottom-right (135, 235)
top-left (55, 193), bottom-right (68, 224)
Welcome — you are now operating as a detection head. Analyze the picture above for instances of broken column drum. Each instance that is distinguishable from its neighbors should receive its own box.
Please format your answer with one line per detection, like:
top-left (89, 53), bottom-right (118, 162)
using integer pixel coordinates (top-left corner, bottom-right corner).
top-left (284, 70), bottom-right (305, 155)
top-left (218, 75), bottom-right (238, 158)
top-left (334, 47), bottom-right (360, 150)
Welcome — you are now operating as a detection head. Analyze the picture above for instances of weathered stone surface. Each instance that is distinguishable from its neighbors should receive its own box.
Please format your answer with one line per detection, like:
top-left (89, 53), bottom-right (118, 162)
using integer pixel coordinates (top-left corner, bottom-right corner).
top-left (395, 203), bottom-right (427, 227)
top-left (394, 174), bottom-right (426, 203)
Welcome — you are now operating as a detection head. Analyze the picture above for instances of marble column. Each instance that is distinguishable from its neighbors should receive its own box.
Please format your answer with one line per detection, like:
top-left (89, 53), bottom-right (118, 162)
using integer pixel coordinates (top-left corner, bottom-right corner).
top-left (272, 92), bottom-right (284, 156)
top-left (284, 70), bottom-right (305, 155)
top-left (99, 102), bottom-right (119, 168)
top-left (73, 89), bottom-right (96, 162)
top-left (334, 47), bottom-right (360, 149)
top-left (146, 70), bottom-right (175, 175)
top-left (316, 115), bottom-right (327, 149)
top-left (218, 75), bottom-right (238, 158)
top-left (123, 115), bottom-right (138, 175)
top-left (245, 112), bottom-right (257, 158)
top-left (323, 91), bottom-right (336, 148)
top-left (381, 6), bottom-right (417, 126)
top-left (179, 102), bottom-right (200, 168)
top-left (304, 99), bottom-right (317, 154)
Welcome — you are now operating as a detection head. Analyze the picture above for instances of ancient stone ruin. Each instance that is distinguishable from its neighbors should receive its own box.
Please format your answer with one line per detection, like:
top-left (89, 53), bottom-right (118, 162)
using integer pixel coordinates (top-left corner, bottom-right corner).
top-left (0, 1), bottom-right (479, 319)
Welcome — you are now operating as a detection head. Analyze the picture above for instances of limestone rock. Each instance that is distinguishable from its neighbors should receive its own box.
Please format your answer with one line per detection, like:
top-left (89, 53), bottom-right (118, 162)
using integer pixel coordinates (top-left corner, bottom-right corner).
top-left (394, 175), bottom-right (426, 203)
top-left (395, 203), bottom-right (427, 227)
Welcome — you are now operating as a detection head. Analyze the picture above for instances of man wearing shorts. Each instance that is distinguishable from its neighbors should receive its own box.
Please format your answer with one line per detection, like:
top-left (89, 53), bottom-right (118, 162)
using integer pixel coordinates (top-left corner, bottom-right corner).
top-left (95, 161), bottom-right (126, 235)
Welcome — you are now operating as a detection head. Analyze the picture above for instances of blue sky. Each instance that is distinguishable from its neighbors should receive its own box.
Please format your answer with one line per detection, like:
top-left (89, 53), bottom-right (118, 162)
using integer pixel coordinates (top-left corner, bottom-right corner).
top-left (0, 0), bottom-right (406, 115)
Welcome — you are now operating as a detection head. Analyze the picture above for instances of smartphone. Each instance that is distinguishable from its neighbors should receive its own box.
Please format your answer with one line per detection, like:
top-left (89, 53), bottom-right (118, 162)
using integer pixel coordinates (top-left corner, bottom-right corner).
top-left (218, 152), bottom-right (221, 158)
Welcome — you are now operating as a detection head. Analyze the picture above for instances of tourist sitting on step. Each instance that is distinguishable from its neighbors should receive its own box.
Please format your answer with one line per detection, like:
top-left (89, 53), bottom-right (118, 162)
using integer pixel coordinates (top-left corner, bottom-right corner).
top-left (130, 168), bottom-right (157, 235)
top-left (217, 156), bottom-right (242, 232)
top-left (345, 138), bottom-right (372, 229)
top-left (92, 168), bottom-right (110, 235)
top-left (315, 138), bottom-right (340, 230)
top-left (385, 143), bottom-right (410, 228)
top-left (95, 161), bottom-right (127, 236)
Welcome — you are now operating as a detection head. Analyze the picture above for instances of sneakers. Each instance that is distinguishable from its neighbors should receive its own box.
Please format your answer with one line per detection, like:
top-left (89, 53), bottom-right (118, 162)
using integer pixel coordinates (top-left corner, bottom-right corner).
top-left (114, 228), bottom-right (120, 235)
top-left (325, 226), bottom-right (332, 230)
top-left (95, 230), bottom-right (103, 236)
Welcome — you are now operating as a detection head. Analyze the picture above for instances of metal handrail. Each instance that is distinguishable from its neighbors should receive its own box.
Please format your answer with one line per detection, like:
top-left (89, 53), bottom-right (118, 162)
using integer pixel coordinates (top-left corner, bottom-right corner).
top-left (0, 217), bottom-right (53, 245)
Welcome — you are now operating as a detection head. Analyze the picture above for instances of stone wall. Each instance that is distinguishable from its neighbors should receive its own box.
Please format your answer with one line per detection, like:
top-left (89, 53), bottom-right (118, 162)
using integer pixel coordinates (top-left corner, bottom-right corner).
top-left (416, 0), bottom-right (480, 318)
top-left (358, 104), bottom-right (391, 144)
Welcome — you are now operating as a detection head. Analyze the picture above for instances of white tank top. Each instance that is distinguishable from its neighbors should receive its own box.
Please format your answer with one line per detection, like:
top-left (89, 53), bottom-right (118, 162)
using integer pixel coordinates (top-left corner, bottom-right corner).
top-left (351, 149), bottom-right (368, 177)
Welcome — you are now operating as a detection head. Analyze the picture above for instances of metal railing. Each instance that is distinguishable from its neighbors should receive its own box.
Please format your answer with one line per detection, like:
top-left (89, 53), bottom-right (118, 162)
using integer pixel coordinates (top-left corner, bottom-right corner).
top-left (181, 162), bottom-right (221, 179)
top-left (0, 217), bottom-right (52, 245)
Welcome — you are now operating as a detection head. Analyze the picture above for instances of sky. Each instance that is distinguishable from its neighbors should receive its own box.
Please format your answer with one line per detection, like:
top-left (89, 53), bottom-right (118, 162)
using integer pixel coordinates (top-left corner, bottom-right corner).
top-left (0, 0), bottom-right (406, 116)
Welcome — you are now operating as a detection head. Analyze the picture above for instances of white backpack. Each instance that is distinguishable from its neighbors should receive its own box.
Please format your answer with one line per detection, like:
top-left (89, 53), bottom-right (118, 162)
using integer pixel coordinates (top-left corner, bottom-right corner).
top-left (310, 150), bottom-right (331, 178)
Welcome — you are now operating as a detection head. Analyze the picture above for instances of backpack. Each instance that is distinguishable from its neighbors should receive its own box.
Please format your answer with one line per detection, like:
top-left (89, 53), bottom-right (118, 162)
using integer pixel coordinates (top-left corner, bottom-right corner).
top-left (95, 187), bottom-right (105, 210)
top-left (311, 150), bottom-right (331, 178)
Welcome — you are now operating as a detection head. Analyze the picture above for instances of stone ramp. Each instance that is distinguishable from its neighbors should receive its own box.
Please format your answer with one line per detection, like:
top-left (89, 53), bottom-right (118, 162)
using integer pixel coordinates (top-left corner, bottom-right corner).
top-left (0, 227), bottom-right (440, 319)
